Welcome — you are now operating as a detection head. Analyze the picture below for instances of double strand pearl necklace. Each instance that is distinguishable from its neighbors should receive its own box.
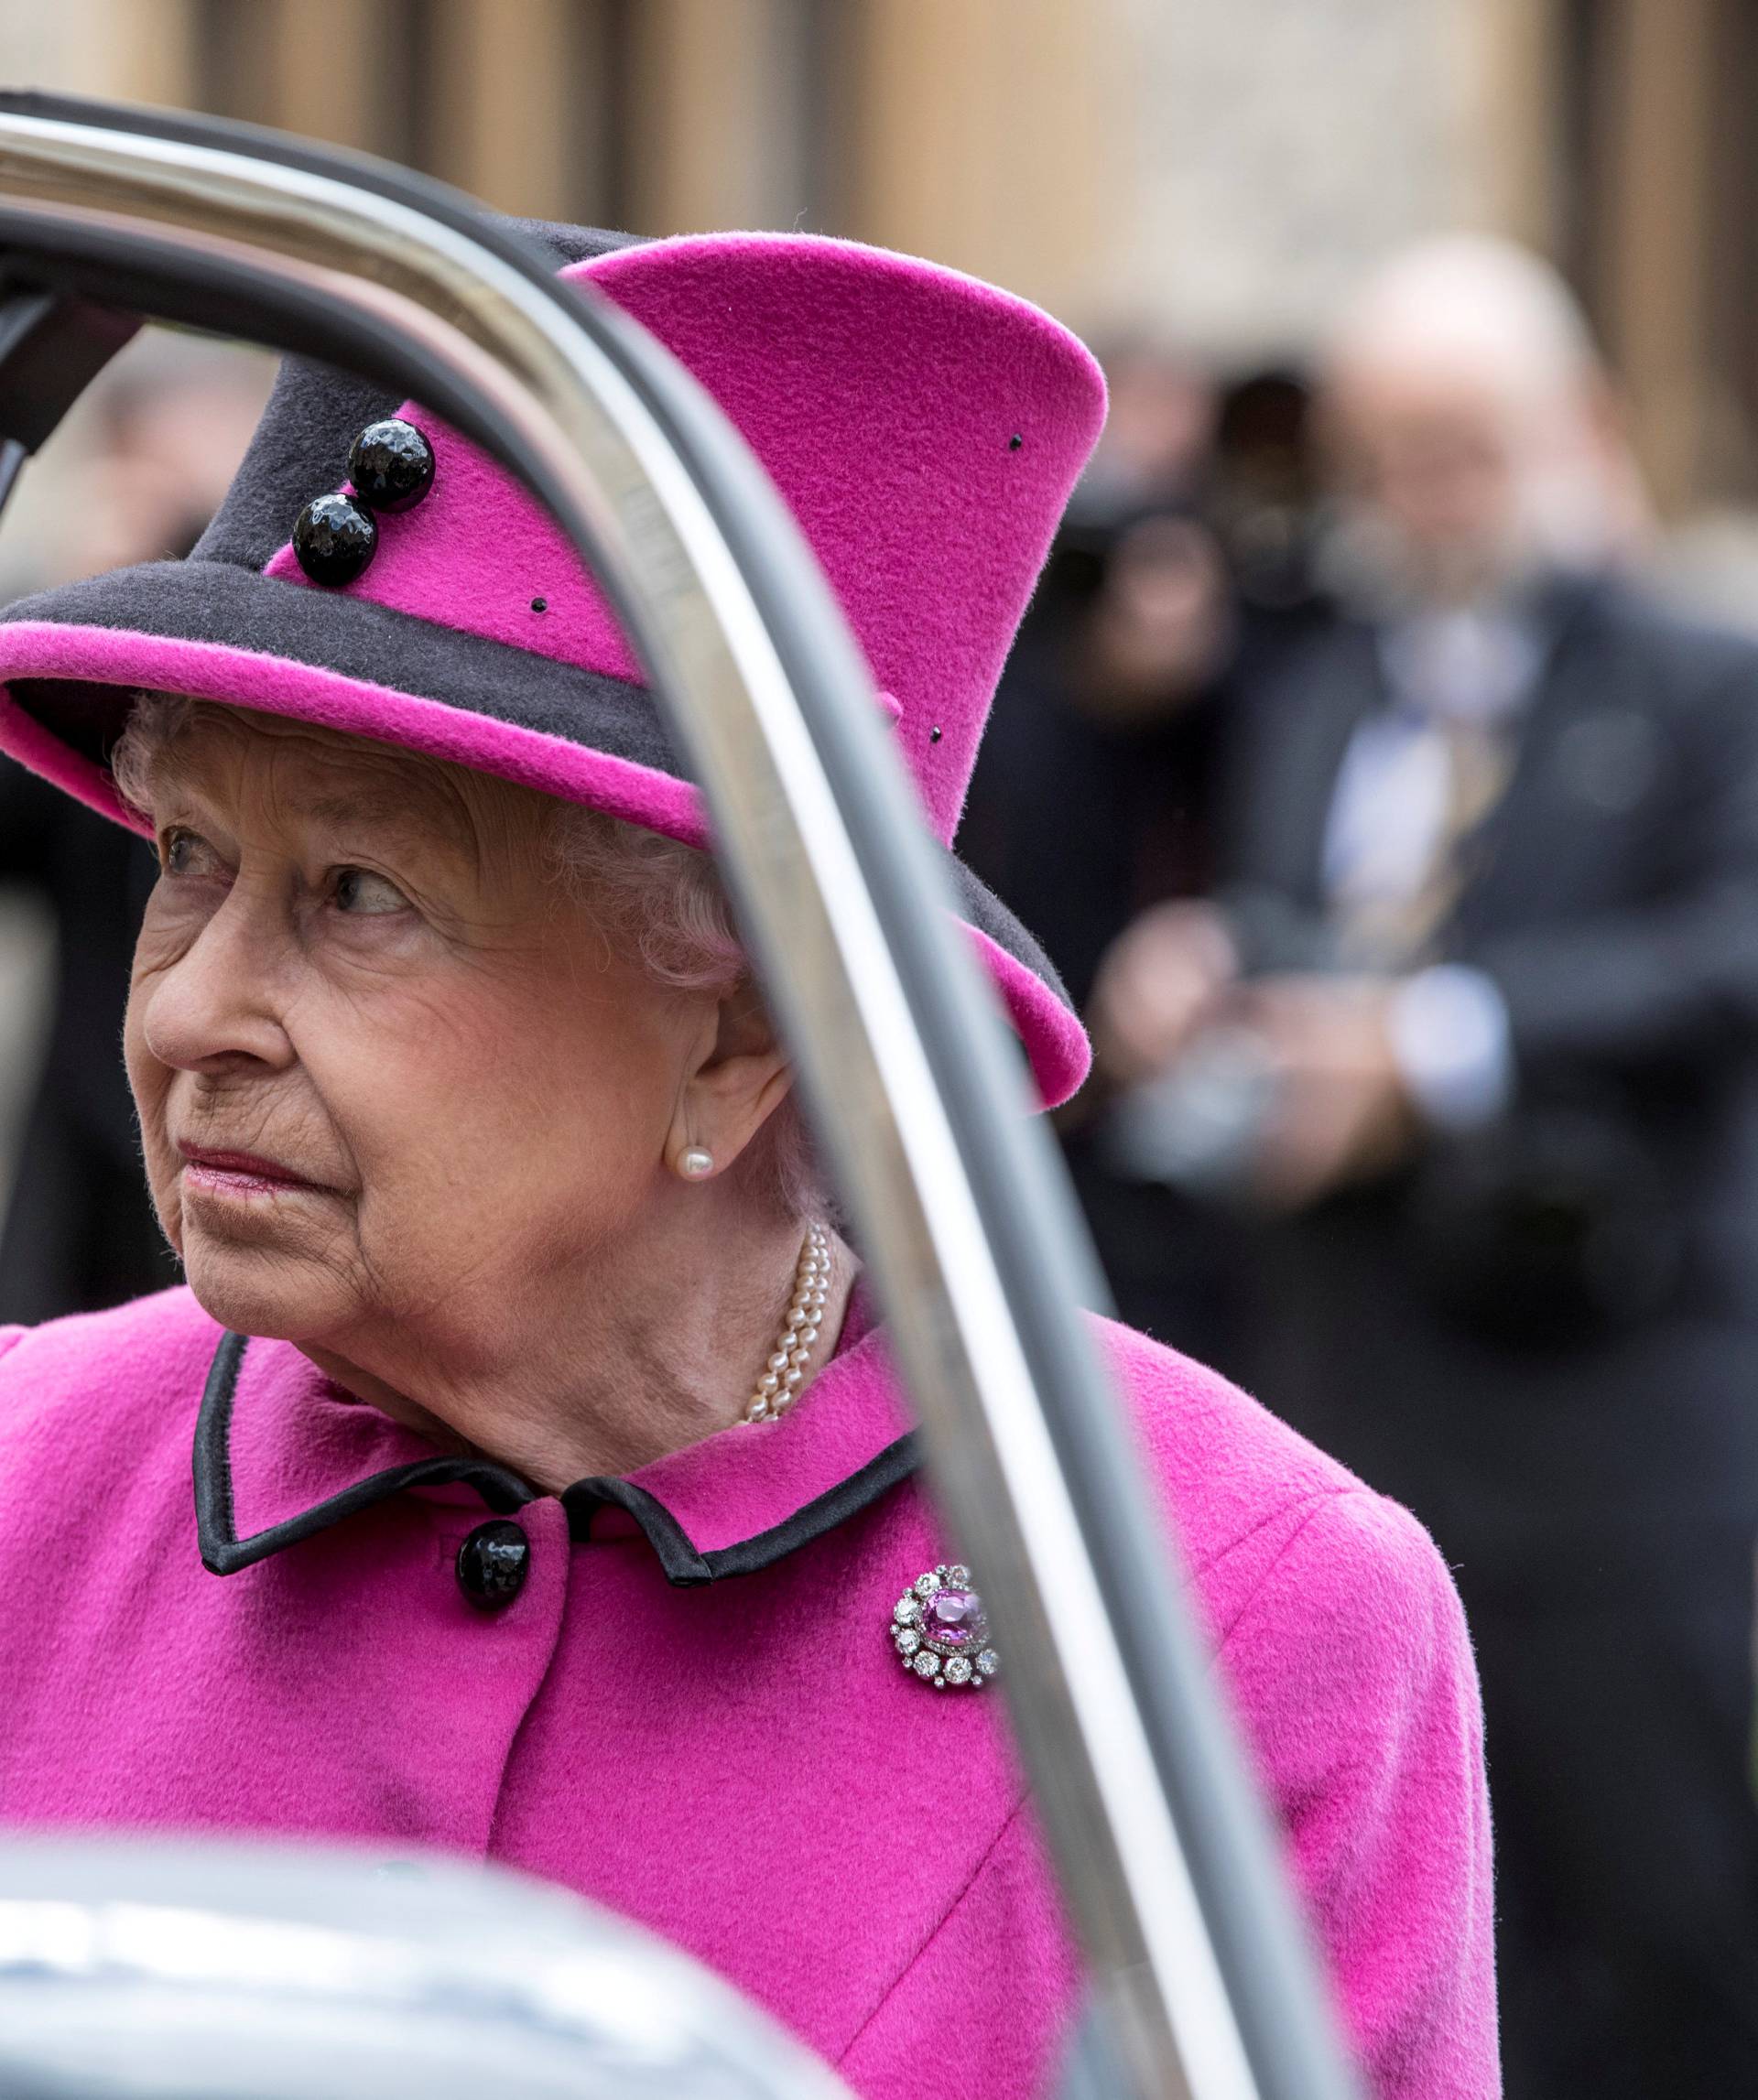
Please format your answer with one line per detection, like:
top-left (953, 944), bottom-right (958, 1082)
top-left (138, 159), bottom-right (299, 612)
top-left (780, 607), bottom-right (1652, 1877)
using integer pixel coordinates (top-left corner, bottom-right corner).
top-left (744, 1224), bottom-right (831, 1423)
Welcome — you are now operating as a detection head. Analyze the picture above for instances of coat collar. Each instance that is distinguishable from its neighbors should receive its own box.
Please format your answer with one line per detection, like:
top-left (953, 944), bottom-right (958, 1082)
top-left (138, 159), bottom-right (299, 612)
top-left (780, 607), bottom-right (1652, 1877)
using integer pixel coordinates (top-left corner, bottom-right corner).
top-left (193, 1302), bottom-right (920, 1587)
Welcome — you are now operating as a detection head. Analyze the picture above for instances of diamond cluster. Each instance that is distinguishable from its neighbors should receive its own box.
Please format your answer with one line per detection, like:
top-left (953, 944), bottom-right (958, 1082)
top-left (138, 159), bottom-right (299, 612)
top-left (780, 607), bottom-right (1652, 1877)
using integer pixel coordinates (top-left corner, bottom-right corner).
top-left (891, 1564), bottom-right (1000, 1691)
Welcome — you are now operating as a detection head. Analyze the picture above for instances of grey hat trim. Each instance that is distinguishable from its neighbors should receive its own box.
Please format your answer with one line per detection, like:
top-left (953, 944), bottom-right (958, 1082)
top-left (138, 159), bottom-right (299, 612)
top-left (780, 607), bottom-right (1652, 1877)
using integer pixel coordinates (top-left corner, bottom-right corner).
top-left (3, 557), bottom-right (675, 774)
top-left (0, 567), bottom-right (1076, 1019)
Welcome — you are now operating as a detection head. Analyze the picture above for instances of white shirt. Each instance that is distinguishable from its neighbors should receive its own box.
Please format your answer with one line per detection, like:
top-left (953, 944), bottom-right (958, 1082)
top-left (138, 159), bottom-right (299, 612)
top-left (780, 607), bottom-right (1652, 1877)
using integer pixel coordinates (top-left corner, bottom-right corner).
top-left (1321, 607), bottom-right (1542, 1131)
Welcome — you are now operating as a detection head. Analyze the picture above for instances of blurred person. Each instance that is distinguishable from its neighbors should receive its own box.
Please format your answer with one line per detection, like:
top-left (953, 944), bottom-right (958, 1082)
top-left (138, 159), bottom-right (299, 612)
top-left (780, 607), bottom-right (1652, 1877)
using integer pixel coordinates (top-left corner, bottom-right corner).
top-left (0, 226), bottom-right (1496, 2100)
top-left (963, 355), bottom-right (1326, 1359)
top-left (1092, 234), bottom-right (1758, 2097)
top-left (962, 486), bottom-right (1244, 1359)
top-left (963, 494), bottom-right (1236, 1009)
top-left (1066, 330), bottom-right (1216, 523)
top-left (1210, 367), bottom-right (1329, 624)
top-left (0, 339), bottom-right (268, 1322)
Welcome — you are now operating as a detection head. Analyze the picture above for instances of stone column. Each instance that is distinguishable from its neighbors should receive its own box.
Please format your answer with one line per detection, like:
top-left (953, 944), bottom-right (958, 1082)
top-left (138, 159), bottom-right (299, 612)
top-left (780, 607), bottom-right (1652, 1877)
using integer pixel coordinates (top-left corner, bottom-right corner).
top-left (1598, 0), bottom-right (1720, 514)
top-left (838, 0), bottom-right (1112, 317)
top-left (619, 0), bottom-right (802, 236)
top-left (263, 0), bottom-right (388, 152)
top-left (424, 0), bottom-right (602, 221)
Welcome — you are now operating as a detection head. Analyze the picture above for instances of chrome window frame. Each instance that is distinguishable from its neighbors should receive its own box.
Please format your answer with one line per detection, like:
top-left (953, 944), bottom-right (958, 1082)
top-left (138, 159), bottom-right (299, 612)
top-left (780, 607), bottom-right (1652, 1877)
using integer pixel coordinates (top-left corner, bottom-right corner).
top-left (0, 92), bottom-right (1358, 2100)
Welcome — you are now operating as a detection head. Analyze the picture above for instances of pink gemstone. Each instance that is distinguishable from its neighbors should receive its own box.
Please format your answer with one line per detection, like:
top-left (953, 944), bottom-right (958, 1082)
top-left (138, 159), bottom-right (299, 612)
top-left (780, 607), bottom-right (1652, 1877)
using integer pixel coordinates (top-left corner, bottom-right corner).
top-left (927, 1588), bottom-right (983, 1649)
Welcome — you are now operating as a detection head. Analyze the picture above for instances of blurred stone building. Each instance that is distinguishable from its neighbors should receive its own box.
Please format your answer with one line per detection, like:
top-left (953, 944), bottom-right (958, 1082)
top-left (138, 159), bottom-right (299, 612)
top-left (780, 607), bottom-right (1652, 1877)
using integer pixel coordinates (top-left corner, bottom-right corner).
top-left (0, 0), bottom-right (1751, 523)
top-left (0, 0), bottom-right (1754, 1272)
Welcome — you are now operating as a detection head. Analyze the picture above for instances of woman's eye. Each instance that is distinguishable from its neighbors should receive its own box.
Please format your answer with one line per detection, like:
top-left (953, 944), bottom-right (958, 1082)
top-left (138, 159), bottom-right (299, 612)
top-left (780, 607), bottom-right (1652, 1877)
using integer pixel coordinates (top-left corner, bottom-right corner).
top-left (162, 828), bottom-right (221, 878)
top-left (332, 866), bottom-right (410, 916)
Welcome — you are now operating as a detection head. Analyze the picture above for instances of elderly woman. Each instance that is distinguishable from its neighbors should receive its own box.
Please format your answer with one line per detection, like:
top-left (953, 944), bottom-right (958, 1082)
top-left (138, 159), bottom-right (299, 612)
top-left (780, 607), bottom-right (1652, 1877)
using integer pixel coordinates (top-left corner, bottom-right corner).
top-left (0, 225), bottom-right (1496, 2098)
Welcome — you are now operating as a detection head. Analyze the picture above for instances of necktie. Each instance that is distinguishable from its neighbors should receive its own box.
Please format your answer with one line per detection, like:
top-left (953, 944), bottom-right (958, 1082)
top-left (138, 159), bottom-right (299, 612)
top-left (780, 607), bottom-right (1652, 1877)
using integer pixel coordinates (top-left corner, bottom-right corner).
top-left (1330, 714), bottom-right (1513, 970)
top-left (1327, 608), bottom-right (1536, 969)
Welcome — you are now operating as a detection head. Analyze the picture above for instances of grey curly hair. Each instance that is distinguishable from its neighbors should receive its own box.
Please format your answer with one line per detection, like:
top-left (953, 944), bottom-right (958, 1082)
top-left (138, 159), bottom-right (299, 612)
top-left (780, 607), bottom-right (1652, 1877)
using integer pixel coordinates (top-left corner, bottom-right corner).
top-left (112, 693), bottom-right (823, 1220)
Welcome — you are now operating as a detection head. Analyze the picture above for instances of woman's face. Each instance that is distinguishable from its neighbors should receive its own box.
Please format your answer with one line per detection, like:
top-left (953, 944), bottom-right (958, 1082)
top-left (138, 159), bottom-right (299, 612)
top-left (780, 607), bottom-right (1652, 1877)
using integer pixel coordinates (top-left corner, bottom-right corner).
top-left (125, 707), bottom-right (709, 1360)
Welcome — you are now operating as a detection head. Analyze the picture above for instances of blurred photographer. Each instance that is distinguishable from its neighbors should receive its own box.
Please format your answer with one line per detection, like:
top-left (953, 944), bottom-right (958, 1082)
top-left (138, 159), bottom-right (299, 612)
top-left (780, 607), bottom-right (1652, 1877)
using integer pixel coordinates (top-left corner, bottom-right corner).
top-left (964, 348), bottom-right (1231, 1001)
top-left (1091, 237), bottom-right (1758, 2099)
top-left (961, 346), bottom-right (1250, 1357)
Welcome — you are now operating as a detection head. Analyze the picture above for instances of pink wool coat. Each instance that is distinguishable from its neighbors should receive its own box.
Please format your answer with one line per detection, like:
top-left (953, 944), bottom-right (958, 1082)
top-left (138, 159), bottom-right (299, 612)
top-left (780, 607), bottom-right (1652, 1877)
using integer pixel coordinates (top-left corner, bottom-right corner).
top-left (0, 1286), bottom-right (1497, 2098)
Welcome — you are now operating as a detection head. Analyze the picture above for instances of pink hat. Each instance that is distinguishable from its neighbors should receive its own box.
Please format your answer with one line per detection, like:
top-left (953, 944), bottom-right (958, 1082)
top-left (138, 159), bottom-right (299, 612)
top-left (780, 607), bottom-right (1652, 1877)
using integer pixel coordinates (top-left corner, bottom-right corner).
top-left (0, 224), bottom-right (1106, 1104)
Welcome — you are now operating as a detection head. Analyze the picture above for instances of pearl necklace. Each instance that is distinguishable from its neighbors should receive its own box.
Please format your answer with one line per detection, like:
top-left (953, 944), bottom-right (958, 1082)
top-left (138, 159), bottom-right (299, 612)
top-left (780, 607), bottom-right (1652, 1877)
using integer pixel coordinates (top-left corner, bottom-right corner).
top-left (745, 1224), bottom-right (832, 1423)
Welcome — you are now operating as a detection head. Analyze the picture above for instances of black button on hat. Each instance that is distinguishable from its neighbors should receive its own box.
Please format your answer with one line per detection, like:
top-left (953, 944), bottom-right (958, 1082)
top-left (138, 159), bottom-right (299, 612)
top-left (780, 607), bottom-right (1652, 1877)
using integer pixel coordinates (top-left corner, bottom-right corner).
top-left (349, 417), bottom-right (436, 513)
top-left (291, 492), bottom-right (377, 587)
top-left (456, 1519), bottom-right (530, 1609)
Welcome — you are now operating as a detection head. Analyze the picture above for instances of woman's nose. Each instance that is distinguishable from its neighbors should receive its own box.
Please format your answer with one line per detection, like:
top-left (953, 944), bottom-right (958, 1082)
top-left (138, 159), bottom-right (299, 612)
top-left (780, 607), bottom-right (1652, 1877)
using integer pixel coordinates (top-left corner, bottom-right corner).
top-left (136, 886), bottom-right (297, 1076)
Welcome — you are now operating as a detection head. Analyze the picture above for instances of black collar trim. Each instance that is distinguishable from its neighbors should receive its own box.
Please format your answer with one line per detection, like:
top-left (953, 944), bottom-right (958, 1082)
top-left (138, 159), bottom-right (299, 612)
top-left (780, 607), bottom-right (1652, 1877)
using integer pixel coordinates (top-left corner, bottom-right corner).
top-left (560, 1432), bottom-right (922, 1586)
top-left (194, 1333), bottom-right (920, 1586)
top-left (194, 1332), bottom-right (534, 1576)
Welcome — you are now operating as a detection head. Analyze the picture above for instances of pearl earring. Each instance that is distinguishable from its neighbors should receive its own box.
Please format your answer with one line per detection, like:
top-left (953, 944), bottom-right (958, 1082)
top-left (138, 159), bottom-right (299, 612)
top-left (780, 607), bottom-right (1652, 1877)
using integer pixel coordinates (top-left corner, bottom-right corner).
top-left (678, 1145), bottom-right (715, 1181)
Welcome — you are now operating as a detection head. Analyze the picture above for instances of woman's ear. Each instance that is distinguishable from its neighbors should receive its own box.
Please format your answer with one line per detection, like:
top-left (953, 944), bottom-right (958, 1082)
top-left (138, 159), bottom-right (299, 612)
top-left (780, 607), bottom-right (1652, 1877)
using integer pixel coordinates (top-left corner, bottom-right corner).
top-left (667, 980), bottom-right (794, 1180)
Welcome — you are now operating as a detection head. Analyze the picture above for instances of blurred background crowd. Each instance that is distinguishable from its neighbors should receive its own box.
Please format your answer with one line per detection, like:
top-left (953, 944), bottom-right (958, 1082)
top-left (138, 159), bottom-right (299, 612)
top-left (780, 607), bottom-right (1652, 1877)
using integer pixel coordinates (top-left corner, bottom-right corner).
top-left (5, 4), bottom-right (1758, 2096)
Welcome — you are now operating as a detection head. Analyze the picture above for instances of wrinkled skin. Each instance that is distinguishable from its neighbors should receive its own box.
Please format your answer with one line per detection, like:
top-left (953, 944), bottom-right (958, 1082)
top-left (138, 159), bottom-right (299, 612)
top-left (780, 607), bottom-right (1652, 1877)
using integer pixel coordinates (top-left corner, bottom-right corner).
top-left (125, 704), bottom-right (852, 1485)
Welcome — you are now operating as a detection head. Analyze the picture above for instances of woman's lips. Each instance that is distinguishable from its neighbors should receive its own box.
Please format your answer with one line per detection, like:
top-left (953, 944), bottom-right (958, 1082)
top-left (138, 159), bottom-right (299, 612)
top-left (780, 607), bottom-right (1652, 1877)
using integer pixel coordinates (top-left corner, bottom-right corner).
top-left (176, 1144), bottom-right (326, 1200)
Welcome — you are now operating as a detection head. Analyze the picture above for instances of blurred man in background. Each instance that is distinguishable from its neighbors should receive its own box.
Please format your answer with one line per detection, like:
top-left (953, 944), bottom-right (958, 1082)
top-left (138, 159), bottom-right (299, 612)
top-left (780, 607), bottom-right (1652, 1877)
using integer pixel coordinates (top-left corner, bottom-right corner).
top-left (1091, 237), bottom-right (1758, 2097)
top-left (0, 338), bottom-right (268, 1321)
top-left (962, 345), bottom-right (1326, 1359)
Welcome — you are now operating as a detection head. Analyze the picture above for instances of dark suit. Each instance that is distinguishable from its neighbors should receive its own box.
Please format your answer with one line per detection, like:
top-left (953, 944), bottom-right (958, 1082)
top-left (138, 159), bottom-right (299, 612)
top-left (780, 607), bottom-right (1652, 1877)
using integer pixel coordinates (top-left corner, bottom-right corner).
top-left (1213, 573), bottom-right (1758, 2098)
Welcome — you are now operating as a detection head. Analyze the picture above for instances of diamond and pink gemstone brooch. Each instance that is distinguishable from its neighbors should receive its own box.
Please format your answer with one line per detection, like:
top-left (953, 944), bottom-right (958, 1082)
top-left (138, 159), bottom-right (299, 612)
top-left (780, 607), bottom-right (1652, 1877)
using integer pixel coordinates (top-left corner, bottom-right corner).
top-left (891, 1564), bottom-right (1000, 1689)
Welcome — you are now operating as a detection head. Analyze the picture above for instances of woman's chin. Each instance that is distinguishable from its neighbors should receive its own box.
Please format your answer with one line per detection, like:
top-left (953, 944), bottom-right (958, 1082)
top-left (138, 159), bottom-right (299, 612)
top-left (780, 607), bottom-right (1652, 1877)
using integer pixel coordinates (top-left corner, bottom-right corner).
top-left (180, 1237), bottom-right (353, 1344)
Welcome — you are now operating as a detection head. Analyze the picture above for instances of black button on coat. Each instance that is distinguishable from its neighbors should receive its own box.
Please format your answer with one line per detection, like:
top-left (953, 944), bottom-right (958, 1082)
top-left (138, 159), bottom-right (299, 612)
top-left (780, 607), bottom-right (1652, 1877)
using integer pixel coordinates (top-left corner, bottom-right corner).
top-left (456, 1519), bottom-right (530, 1607)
